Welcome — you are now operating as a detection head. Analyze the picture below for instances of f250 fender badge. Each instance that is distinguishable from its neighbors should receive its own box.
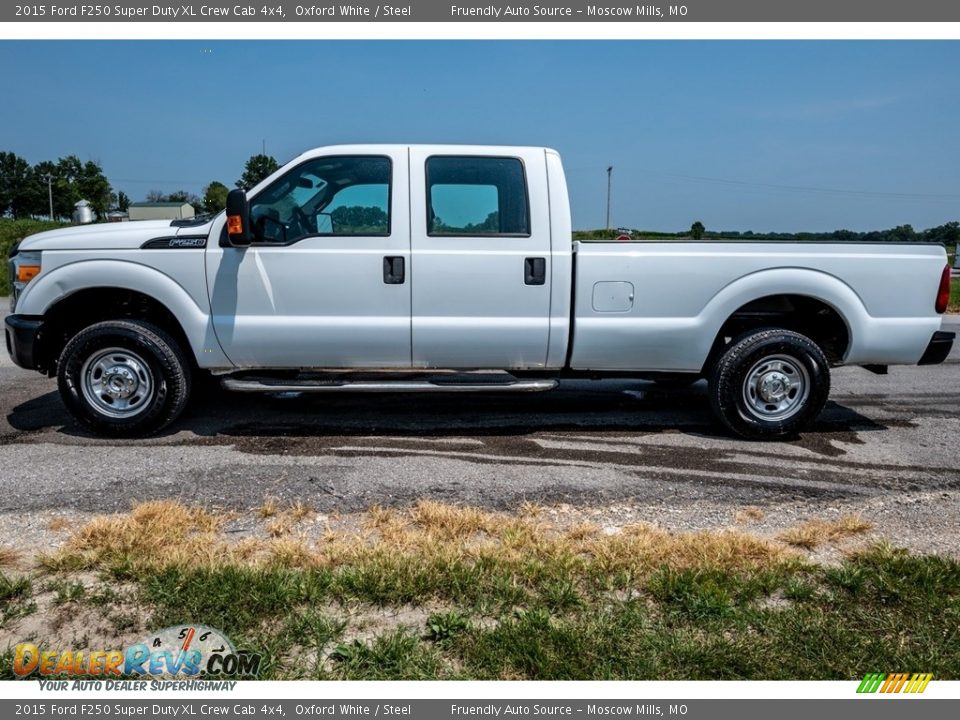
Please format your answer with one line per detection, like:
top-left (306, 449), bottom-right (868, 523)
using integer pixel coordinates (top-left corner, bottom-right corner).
top-left (141, 235), bottom-right (207, 249)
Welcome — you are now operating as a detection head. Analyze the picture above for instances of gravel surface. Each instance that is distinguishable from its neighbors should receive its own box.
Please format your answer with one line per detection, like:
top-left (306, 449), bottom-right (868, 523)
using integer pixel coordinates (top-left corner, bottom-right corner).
top-left (2, 312), bottom-right (958, 559)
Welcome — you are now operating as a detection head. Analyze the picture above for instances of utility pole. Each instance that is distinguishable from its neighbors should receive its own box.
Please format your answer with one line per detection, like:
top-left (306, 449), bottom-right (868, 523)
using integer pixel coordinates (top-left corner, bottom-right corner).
top-left (262, 139), bottom-right (266, 156)
top-left (43, 174), bottom-right (54, 221)
top-left (605, 166), bottom-right (613, 230)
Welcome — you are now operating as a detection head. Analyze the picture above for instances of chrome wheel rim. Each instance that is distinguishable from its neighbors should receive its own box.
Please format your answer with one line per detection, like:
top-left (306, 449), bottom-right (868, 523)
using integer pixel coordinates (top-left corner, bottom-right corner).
top-left (741, 354), bottom-right (810, 422)
top-left (80, 347), bottom-right (154, 419)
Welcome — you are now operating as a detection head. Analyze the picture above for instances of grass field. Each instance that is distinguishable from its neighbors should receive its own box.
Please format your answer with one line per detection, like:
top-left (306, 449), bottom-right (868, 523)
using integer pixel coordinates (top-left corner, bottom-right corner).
top-left (1, 500), bottom-right (958, 680)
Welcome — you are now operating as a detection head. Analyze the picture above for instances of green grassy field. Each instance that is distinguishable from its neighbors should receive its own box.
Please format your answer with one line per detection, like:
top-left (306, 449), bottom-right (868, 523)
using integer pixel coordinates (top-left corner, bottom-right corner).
top-left (2, 501), bottom-right (958, 681)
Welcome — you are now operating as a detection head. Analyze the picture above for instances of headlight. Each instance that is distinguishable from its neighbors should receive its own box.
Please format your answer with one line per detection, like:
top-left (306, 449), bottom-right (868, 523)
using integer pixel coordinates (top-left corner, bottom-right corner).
top-left (10, 250), bottom-right (42, 313)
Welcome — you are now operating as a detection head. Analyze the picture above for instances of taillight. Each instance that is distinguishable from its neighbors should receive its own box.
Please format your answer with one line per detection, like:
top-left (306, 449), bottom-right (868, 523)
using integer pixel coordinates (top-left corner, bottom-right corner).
top-left (935, 264), bottom-right (951, 314)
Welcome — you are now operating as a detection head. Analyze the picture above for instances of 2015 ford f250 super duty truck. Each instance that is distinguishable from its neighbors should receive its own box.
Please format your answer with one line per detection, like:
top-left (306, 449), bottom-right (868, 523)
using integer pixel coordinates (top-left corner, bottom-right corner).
top-left (5, 145), bottom-right (955, 439)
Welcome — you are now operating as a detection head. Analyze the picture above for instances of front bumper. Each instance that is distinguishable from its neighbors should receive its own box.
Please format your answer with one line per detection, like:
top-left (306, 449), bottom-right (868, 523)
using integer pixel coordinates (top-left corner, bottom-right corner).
top-left (918, 330), bottom-right (955, 366)
top-left (4, 314), bottom-right (44, 370)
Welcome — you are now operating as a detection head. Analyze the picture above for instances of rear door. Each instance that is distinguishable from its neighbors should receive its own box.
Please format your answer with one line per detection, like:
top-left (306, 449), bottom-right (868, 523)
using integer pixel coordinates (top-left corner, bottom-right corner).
top-left (408, 148), bottom-right (552, 369)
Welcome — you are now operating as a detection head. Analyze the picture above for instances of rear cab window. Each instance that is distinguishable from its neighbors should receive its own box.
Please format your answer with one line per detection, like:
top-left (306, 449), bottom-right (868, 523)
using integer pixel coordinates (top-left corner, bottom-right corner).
top-left (425, 156), bottom-right (530, 236)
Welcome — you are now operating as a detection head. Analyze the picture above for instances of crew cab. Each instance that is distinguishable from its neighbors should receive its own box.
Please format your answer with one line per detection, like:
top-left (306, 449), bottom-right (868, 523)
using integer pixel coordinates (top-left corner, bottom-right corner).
top-left (5, 145), bottom-right (954, 439)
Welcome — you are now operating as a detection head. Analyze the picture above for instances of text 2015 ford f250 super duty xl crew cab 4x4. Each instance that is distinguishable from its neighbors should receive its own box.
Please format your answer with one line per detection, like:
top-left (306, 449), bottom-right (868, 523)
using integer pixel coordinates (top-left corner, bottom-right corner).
top-left (5, 145), bottom-right (955, 439)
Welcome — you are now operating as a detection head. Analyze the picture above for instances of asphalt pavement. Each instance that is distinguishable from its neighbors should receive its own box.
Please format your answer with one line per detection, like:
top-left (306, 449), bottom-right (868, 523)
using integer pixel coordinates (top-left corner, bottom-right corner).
top-left (2, 315), bottom-right (959, 556)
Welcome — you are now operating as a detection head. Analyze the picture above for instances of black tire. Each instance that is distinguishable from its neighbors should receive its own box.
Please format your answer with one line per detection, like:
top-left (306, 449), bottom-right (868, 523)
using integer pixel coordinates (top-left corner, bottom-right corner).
top-left (708, 328), bottom-right (829, 440)
top-left (57, 319), bottom-right (191, 437)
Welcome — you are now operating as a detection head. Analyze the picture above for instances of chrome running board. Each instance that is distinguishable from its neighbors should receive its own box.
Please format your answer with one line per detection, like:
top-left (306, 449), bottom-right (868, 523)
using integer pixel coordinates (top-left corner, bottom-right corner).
top-left (221, 376), bottom-right (558, 394)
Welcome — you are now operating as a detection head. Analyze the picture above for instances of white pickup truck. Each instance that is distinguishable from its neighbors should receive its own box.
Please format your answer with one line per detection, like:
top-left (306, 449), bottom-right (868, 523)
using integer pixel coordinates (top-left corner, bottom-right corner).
top-left (5, 145), bottom-right (954, 439)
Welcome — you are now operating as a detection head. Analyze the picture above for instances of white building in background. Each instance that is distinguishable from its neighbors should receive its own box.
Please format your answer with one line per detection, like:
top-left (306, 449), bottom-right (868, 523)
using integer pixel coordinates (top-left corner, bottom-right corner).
top-left (128, 201), bottom-right (195, 221)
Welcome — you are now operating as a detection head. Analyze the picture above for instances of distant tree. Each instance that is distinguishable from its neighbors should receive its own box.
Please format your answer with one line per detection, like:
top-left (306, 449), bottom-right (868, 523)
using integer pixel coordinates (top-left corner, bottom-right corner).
top-left (922, 221), bottom-right (959, 246)
top-left (887, 224), bottom-right (916, 243)
top-left (237, 154), bottom-right (279, 191)
top-left (0, 151), bottom-right (32, 218)
top-left (690, 220), bottom-right (705, 240)
top-left (832, 229), bottom-right (859, 242)
top-left (944, 221), bottom-right (960, 245)
top-left (463, 211), bottom-right (500, 234)
top-left (145, 189), bottom-right (166, 203)
top-left (330, 205), bottom-right (388, 232)
top-left (433, 211), bottom-right (500, 235)
top-left (55, 156), bottom-right (87, 218)
top-left (116, 191), bottom-right (130, 212)
top-left (166, 189), bottom-right (202, 208)
top-left (24, 161), bottom-right (57, 218)
top-left (17, 156), bottom-right (111, 220)
top-left (202, 181), bottom-right (229, 214)
top-left (76, 160), bottom-right (112, 218)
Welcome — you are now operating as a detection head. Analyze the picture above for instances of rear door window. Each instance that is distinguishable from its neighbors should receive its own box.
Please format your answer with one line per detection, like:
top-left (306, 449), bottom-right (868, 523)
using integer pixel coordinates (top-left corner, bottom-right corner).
top-left (425, 156), bottom-right (530, 236)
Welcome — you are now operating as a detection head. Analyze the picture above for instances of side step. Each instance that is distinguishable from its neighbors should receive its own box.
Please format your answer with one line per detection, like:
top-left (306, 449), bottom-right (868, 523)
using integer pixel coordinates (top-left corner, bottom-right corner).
top-left (221, 374), bottom-right (558, 394)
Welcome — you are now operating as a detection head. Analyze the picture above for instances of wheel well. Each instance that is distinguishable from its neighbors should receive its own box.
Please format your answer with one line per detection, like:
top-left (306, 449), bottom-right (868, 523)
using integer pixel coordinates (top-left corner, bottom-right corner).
top-left (704, 294), bottom-right (850, 371)
top-left (38, 288), bottom-right (192, 375)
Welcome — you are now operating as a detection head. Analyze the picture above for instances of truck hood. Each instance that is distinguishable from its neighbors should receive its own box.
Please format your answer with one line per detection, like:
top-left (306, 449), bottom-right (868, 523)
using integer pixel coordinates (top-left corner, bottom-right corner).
top-left (15, 219), bottom-right (214, 252)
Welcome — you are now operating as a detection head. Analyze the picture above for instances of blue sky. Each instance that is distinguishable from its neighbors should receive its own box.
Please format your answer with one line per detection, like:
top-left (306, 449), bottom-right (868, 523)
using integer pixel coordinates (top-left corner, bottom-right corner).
top-left (1, 40), bottom-right (958, 232)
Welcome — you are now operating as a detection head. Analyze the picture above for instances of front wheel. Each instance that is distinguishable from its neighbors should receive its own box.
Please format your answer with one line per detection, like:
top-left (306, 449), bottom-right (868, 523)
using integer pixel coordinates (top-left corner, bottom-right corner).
top-left (57, 319), bottom-right (191, 437)
top-left (708, 328), bottom-right (829, 440)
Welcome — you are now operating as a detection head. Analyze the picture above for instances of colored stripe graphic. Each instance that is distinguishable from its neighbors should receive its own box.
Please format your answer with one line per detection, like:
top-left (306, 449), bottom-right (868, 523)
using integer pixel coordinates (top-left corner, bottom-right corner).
top-left (857, 673), bottom-right (932, 693)
top-left (856, 673), bottom-right (885, 693)
top-left (909, 673), bottom-right (934, 693)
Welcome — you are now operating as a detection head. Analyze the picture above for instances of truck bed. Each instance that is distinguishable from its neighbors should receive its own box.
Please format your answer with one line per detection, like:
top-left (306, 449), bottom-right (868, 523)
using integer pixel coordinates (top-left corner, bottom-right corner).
top-left (569, 240), bottom-right (947, 372)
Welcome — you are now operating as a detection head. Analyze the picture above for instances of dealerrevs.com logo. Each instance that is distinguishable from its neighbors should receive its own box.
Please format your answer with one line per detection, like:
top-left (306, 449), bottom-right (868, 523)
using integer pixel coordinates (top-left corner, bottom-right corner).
top-left (13, 625), bottom-right (261, 678)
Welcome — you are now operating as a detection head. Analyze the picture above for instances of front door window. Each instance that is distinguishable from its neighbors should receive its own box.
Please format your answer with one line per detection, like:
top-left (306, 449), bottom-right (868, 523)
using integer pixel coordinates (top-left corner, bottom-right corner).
top-left (249, 155), bottom-right (392, 243)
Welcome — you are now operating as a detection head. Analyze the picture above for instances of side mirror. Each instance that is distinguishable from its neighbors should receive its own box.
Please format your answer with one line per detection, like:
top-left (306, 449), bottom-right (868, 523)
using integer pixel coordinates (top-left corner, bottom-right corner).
top-left (225, 189), bottom-right (251, 247)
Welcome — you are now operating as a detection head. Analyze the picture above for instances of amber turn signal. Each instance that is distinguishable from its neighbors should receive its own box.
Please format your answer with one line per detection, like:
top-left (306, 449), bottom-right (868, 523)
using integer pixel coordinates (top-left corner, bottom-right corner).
top-left (227, 215), bottom-right (244, 234)
top-left (16, 265), bottom-right (40, 283)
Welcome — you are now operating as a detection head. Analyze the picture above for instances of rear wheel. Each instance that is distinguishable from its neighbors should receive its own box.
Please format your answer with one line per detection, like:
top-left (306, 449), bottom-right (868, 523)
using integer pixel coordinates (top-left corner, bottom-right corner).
top-left (708, 328), bottom-right (829, 439)
top-left (57, 319), bottom-right (191, 437)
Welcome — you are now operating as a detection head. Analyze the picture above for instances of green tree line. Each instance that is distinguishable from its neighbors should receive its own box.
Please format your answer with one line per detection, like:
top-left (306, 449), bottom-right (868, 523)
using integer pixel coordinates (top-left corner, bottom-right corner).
top-left (0, 152), bottom-right (112, 220)
top-left (330, 205), bottom-right (388, 233)
top-left (0, 150), bottom-right (284, 221)
top-left (574, 221), bottom-right (960, 245)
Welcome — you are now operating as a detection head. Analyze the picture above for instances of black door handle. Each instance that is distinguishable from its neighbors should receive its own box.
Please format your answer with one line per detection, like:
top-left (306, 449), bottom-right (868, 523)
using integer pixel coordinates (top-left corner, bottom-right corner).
top-left (383, 256), bottom-right (405, 284)
top-left (524, 257), bottom-right (546, 285)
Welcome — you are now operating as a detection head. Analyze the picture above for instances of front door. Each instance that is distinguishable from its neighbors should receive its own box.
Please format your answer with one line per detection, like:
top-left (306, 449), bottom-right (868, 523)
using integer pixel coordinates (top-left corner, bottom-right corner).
top-left (408, 148), bottom-right (553, 369)
top-left (205, 151), bottom-right (411, 368)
